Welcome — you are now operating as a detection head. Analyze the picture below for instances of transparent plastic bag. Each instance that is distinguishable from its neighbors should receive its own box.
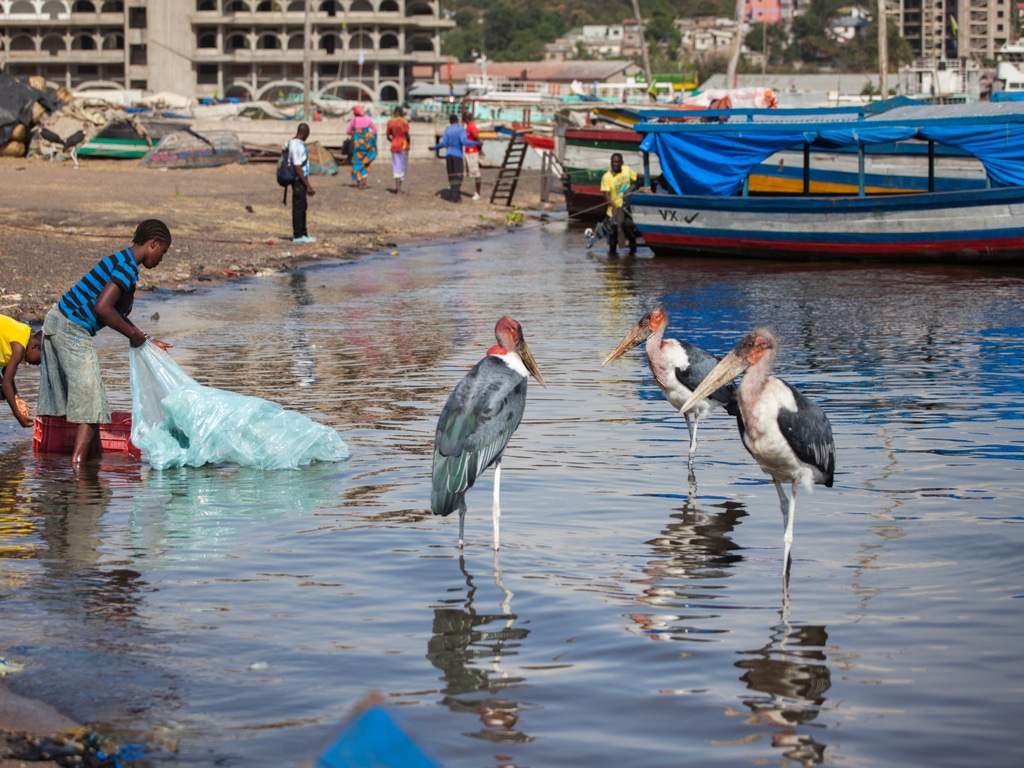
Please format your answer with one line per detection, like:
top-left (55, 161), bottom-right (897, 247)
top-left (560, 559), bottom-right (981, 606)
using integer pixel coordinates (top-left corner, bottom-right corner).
top-left (129, 343), bottom-right (348, 470)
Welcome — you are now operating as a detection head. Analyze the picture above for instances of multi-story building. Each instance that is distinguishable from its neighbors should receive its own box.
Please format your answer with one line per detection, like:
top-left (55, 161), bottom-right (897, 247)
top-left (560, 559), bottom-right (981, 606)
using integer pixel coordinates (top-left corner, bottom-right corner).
top-left (871, 0), bottom-right (1013, 62)
top-left (0, 0), bottom-right (454, 101)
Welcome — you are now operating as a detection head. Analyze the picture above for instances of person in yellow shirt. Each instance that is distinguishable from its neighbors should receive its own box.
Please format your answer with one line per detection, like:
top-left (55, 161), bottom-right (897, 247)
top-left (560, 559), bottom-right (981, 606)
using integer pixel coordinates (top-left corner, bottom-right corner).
top-left (599, 153), bottom-right (639, 255)
top-left (1, 314), bottom-right (42, 427)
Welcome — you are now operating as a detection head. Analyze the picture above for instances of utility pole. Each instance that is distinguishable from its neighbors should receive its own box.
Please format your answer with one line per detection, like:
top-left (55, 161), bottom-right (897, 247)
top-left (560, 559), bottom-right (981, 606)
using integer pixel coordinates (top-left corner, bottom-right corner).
top-left (762, 23), bottom-right (767, 76)
top-left (629, 0), bottom-right (653, 101)
top-left (303, 0), bottom-right (312, 118)
top-left (727, 0), bottom-right (745, 87)
top-left (877, 0), bottom-right (888, 98)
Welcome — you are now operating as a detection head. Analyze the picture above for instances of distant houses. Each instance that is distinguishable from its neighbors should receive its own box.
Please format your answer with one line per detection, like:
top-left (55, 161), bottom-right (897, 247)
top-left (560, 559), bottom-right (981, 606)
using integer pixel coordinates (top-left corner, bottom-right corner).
top-left (545, 17), bottom-right (739, 63)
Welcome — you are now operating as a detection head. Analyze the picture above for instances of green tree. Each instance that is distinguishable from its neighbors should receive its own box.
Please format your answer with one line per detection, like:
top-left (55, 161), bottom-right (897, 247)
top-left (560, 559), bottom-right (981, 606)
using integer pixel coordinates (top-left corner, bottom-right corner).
top-left (790, 6), bottom-right (841, 68)
top-left (744, 21), bottom-right (793, 70)
top-left (441, 5), bottom-right (482, 61)
top-left (645, 10), bottom-right (682, 61)
top-left (861, 17), bottom-right (915, 76)
top-left (575, 40), bottom-right (595, 60)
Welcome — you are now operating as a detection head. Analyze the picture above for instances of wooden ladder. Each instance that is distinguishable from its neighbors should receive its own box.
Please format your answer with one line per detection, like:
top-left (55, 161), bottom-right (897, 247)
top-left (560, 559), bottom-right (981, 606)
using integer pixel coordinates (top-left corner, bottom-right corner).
top-left (489, 130), bottom-right (528, 206)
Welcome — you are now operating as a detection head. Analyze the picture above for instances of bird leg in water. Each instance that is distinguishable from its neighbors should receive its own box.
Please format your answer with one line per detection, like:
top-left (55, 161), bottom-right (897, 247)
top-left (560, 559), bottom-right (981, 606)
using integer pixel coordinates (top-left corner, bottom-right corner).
top-left (458, 500), bottom-right (468, 549)
top-left (683, 412), bottom-right (698, 472)
top-left (786, 481), bottom-right (799, 545)
top-left (774, 479), bottom-right (792, 539)
top-left (776, 480), bottom-right (794, 578)
top-left (492, 460), bottom-right (502, 550)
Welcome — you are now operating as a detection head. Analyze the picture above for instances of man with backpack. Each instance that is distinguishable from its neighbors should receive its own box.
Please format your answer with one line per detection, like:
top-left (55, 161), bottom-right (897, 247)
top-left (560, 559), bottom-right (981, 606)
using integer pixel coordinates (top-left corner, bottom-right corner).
top-left (279, 123), bottom-right (316, 244)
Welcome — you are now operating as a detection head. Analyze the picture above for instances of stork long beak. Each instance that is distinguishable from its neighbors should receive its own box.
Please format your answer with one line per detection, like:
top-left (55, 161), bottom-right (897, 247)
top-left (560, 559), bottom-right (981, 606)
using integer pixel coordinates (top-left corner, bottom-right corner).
top-left (517, 340), bottom-right (547, 388)
top-left (679, 349), bottom-right (749, 413)
top-left (601, 319), bottom-right (652, 367)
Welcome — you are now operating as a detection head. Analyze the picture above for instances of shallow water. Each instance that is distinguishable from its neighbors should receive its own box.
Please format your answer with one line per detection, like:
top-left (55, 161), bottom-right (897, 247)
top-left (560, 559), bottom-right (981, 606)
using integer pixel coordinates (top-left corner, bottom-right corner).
top-left (2, 224), bottom-right (1023, 767)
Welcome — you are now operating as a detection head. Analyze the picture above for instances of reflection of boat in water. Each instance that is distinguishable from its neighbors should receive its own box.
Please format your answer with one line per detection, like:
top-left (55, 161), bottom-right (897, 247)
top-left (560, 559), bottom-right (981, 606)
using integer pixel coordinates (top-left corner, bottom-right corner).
top-left (630, 101), bottom-right (1024, 263)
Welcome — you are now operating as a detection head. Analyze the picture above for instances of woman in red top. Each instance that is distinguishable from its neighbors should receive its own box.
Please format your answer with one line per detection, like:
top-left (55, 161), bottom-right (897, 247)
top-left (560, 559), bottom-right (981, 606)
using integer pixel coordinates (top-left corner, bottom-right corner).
top-left (386, 106), bottom-right (410, 194)
top-left (462, 112), bottom-right (483, 200)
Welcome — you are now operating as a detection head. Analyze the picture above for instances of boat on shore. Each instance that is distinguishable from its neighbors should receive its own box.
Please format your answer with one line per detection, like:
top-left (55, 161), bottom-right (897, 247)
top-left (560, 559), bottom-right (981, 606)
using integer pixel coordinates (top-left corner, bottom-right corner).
top-left (629, 102), bottom-right (1024, 263)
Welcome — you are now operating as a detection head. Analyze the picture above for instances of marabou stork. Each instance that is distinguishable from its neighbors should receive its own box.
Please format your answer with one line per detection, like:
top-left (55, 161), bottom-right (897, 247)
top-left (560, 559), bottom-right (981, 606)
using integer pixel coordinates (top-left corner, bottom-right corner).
top-left (39, 126), bottom-right (86, 168)
top-left (432, 316), bottom-right (546, 550)
top-left (680, 328), bottom-right (835, 565)
top-left (602, 307), bottom-right (738, 472)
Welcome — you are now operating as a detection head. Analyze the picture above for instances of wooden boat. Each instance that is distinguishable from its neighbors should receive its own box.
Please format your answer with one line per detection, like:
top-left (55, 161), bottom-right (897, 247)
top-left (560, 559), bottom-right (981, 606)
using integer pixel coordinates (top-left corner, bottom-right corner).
top-left (629, 102), bottom-right (1024, 263)
top-left (562, 103), bottom-right (988, 222)
top-left (139, 129), bottom-right (244, 169)
top-left (76, 119), bottom-right (152, 160)
top-left (76, 136), bottom-right (151, 159)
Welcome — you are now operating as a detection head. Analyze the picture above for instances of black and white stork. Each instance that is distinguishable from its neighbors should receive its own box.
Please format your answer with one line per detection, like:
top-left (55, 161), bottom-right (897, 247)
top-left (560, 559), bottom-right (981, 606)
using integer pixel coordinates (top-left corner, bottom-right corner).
top-left (680, 327), bottom-right (835, 565)
top-left (602, 307), bottom-right (738, 472)
top-left (431, 316), bottom-right (546, 550)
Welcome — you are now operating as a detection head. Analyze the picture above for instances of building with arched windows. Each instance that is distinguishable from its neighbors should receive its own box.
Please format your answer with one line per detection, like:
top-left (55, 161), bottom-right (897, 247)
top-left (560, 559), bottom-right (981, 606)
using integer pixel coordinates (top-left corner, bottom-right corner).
top-left (0, 0), bottom-right (454, 102)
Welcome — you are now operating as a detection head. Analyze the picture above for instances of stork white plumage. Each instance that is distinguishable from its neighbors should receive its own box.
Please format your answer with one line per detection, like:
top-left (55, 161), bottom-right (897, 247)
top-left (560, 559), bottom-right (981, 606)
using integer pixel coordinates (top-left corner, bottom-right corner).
top-left (431, 316), bottom-right (546, 550)
top-left (680, 328), bottom-right (835, 566)
top-left (602, 307), bottom-right (738, 472)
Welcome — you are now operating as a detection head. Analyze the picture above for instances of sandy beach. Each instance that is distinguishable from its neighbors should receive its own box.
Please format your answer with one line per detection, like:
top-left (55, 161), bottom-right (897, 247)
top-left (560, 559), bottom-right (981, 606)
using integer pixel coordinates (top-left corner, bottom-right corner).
top-left (0, 152), bottom-right (536, 762)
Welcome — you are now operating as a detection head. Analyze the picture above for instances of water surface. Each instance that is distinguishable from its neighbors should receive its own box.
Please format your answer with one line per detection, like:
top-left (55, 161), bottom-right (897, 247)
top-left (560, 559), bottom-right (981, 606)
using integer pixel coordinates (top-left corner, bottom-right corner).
top-left (2, 224), bottom-right (1023, 767)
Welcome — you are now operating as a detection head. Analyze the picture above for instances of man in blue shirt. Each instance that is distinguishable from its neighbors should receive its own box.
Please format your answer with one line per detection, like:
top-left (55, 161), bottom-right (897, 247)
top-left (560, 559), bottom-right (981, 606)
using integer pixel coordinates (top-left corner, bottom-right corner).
top-left (39, 219), bottom-right (172, 465)
top-left (431, 113), bottom-right (477, 203)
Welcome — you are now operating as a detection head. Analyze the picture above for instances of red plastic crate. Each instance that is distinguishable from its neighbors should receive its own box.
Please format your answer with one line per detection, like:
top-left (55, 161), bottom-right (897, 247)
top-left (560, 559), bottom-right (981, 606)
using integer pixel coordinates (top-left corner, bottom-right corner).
top-left (32, 411), bottom-right (141, 458)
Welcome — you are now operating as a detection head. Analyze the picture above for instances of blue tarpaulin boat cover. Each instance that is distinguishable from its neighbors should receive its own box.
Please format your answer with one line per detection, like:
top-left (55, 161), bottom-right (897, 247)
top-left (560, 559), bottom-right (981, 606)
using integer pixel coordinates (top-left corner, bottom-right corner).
top-left (639, 110), bottom-right (1024, 196)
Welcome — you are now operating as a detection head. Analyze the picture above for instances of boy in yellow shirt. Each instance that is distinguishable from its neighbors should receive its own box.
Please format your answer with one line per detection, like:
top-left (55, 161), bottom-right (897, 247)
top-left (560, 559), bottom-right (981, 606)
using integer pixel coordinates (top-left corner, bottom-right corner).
top-left (1, 314), bottom-right (42, 427)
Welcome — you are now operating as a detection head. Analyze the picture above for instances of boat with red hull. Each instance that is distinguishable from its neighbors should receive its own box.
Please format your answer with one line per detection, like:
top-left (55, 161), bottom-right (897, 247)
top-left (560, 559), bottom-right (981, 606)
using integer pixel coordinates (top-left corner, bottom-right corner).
top-left (629, 101), bottom-right (1024, 263)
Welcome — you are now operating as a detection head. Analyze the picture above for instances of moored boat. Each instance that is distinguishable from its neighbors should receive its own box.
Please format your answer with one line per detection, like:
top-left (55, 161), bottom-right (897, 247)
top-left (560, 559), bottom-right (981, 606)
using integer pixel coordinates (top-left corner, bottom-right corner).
top-left (561, 102), bottom-right (987, 222)
top-left (629, 102), bottom-right (1024, 263)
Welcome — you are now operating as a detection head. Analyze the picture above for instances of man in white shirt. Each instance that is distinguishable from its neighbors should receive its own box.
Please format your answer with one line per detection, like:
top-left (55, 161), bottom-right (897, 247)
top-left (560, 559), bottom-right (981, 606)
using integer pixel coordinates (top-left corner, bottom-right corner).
top-left (286, 123), bottom-right (316, 243)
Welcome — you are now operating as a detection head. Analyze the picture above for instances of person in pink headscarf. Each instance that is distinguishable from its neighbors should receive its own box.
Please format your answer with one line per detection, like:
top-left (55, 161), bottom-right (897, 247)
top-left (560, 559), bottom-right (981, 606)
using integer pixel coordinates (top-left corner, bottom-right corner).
top-left (346, 105), bottom-right (377, 189)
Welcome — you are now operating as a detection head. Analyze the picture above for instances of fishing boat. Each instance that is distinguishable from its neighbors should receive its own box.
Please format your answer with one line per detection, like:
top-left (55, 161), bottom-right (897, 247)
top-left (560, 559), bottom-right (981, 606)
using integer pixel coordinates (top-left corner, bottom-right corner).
top-left (75, 119), bottom-right (152, 159)
top-left (560, 102), bottom-right (988, 221)
top-left (629, 102), bottom-right (1024, 263)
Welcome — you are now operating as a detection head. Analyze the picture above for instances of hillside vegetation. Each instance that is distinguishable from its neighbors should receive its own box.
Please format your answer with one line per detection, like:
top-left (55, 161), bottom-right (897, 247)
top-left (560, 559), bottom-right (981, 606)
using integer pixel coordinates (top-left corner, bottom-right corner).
top-left (439, 0), bottom-right (914, 79)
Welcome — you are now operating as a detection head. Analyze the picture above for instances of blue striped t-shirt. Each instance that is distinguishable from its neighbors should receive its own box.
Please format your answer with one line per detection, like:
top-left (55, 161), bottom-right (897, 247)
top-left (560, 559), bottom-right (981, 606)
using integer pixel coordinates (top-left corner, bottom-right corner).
top-left (58, 248), bottom-right (139, 335)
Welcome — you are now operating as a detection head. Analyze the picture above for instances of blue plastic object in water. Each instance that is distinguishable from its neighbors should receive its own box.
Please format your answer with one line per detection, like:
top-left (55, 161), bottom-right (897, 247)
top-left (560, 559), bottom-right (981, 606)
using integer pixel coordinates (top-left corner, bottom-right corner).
top-left (312, 705), bottom-right (441, 768)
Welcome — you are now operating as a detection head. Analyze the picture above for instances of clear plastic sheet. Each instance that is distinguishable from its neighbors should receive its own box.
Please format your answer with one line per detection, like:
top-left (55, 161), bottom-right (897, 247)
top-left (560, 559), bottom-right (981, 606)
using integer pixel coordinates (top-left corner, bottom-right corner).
top-left (130, 343), bottom-right (348, 470)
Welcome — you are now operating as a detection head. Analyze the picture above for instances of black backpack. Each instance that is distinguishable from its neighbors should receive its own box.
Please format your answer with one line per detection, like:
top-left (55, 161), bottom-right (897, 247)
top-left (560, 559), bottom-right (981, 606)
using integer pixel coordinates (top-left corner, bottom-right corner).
top-left (277, 144), bottom-right (299, 203)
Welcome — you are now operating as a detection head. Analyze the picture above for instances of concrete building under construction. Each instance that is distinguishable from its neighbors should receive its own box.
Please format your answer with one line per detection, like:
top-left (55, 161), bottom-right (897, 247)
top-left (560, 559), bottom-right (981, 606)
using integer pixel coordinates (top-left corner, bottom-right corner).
top-left (0, 0), bottom-right (454, 101)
